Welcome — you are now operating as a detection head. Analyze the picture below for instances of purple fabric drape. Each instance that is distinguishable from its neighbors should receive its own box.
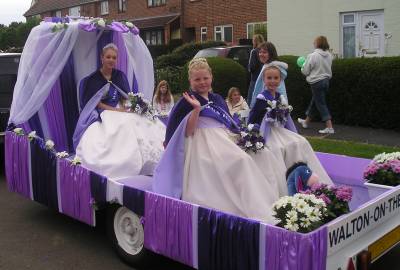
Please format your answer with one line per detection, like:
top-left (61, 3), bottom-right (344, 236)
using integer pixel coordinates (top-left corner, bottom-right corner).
top-left (144, 193), bottom-right (193, 266)
top-left (5, 132), bottom-right (31, 199)
top-left (197, 207), bottom-right (260, 270)
top-left (113, 32), bottom-right (128, 79)
top-left (152, 113), bottom-right (189, 198)
top-left (43, 79), bottom-right (68, 152)
top-left (60, 53), bottom-right (80, 153)
top-left (264, 225), bottom-right (328, 270)
top-left (59, 159), bottom-right (94, 226)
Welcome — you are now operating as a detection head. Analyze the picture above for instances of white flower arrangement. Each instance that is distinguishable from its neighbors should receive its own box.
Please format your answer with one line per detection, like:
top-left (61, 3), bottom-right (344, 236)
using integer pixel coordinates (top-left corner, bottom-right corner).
top-left (127, 92), bottom-right (156, 121)
top-left (51, 22), bottom-right (68, 32)
top-left (373, 152), bottom-right (400, 163)
top-left (125, 21), bottom-right (134, 28)
top-left (265, 97), bottom-right (293, 127)
top-left (71, 156), bottom-right (82, 166)
top-left (97, 19), bottom-right (106, 28)
top-left (56, 151), bottom-right (69, 158)
top-left (13, 128), bottom-right (24, 136)
top-left (28, 131), bottom-right (37, 141)
top-left (272, 193), bottom-right (327, 233)
top-left (45, 139), bottom-right (55, 150)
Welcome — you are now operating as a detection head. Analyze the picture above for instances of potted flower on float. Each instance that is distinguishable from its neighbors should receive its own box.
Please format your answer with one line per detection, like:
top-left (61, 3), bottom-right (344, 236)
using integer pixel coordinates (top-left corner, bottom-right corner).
top-left (363, 152), bottom-right (400, 198)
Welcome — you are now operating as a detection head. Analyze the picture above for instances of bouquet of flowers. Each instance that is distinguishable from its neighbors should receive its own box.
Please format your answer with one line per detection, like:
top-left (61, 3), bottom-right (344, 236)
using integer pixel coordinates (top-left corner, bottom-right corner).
top-left (302, 183), bottom-right (352, 222)
top-left (127, 92), bottom-right (156, 121)
top-left (236, 123), bottom-right (265, 154)
top-left (265, 95), bottom-right (293, 127)
top-left (272, 193), bottom-right (327, 233)
top-left (363, 152), bottom-right (400, 187)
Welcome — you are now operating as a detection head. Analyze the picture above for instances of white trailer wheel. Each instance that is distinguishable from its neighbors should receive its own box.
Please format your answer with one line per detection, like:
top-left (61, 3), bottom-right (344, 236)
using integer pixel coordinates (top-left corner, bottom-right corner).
top-left (107, 204), bottom-right (152, 267)
top-left (113, 206), bottom-right (144, 256)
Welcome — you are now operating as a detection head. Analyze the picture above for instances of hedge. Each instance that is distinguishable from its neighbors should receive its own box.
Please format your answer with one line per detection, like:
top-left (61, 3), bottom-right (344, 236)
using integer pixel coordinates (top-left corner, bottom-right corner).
top-left (179, 57), bottom-right (247, 98)
top-left (155, 40), bottom-right (226, 69)
top-left (280, 56), bottom-right (400, 131)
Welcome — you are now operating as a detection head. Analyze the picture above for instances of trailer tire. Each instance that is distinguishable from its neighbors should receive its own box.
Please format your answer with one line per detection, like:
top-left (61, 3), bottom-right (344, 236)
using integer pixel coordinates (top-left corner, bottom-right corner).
top-left (107, 204), bottom-right (152, 267)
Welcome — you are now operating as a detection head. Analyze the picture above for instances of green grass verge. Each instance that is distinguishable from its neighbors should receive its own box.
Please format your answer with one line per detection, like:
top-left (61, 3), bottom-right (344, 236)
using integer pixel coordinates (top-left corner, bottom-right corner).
top-left (307, 137), bottom-right (400, 159)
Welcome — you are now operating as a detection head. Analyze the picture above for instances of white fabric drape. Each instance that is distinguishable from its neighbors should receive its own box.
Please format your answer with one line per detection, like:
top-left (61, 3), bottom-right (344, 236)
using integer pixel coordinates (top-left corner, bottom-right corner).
top-left (9, 22), bottom-right (80, 125)
top-left (123, 33), bottom-right (154, 102)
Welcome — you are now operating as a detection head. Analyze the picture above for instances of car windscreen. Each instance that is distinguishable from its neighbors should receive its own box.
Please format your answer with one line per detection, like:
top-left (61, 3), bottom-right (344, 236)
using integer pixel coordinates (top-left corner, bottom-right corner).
top-left (0, 74), bottom-right (17, 107)
top-left (195, 49), bottom-right (220, 58)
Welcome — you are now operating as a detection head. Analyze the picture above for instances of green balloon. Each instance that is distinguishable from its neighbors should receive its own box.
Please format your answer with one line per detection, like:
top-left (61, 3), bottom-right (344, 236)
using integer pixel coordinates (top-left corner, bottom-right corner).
top-left (297, 56), bottom-right (306, 68)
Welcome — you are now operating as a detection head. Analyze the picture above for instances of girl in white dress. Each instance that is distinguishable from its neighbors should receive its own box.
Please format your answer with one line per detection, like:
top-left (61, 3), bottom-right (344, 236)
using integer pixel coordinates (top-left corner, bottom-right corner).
top-left (153, 58), bottom-right (286, 224)
top-left (248, 65), bottom-right (333, 185)
top-left (73, 44), bottom-right (165, 180)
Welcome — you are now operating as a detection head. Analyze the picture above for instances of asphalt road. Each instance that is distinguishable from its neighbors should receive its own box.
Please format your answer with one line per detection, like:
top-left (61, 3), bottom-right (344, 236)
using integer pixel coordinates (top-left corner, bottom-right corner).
top-left (0, 169), bottom-right (398, 270)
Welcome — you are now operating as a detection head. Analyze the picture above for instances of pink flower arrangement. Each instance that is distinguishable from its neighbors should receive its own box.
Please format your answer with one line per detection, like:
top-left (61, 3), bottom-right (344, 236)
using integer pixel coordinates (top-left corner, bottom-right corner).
top-left (364, 152), bottom-right (400, 187)
top-left (302, 183), bottom-right (352, 222)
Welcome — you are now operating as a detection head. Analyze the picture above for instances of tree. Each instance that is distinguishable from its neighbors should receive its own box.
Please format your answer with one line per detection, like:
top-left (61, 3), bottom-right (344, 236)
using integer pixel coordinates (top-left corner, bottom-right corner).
top-left (0, 18), bottom-right (40, 52)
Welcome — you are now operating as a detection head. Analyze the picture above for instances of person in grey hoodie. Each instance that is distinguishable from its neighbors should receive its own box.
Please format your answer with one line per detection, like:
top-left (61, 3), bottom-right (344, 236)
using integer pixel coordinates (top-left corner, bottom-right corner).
top-left (298, 36), bottom-right (334, 134)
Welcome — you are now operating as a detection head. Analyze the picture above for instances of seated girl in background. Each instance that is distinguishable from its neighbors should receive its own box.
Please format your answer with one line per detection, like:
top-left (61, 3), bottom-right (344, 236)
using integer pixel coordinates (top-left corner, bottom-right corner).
top-left (225, 87), bottom-right (249, 116)
top-left (250, 42), bottom-right (288, 107)
top-left (152, 80), bottom-right (174, 116)
top-left (153, 58), bottom-right (287, 224)
top-left (248, 65), bottom-right (333, 185)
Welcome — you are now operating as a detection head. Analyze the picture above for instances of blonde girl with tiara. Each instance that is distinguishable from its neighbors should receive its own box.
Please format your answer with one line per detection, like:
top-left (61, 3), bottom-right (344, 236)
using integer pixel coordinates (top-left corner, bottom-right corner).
top-left (153, 58), bottom-right (286, 224)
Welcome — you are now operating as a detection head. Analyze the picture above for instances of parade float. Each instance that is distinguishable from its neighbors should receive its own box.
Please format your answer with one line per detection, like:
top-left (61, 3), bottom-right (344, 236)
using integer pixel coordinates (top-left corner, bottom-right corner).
top-left (5, 17), bottom-right (400, 270)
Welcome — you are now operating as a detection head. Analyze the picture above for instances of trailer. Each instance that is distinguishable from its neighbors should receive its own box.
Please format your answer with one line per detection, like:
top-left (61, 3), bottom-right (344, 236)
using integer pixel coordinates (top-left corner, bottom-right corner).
top-left (5, 17), bottom-right (400, 270)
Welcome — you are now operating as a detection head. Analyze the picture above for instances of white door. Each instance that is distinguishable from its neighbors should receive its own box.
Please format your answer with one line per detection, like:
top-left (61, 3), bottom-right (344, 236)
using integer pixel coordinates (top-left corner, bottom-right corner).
top-left (359, 12), bottom-right (384, 57)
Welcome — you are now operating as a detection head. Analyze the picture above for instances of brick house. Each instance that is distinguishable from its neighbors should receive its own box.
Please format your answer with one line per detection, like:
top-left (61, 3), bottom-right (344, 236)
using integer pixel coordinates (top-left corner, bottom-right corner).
top-left (25, 0), bottom-right (267, 45)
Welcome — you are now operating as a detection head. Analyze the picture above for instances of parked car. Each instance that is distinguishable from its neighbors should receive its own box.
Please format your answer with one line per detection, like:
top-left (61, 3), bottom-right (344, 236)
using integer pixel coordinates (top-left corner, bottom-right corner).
top-left (0, 53), bottom-right (20, 142)
top-left (194, 45), bottom-right (252, 69)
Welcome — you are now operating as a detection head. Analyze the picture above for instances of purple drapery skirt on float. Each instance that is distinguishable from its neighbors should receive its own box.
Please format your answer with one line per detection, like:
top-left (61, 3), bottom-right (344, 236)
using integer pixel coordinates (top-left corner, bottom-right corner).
top-left (5, 133), bottom-right (31, 199)
top-left (264, 224), bottom-right (327, 270)
top-left (58, 159), bottom-right (94, 226)
top-left (144, 193), bottom-right (194, 266)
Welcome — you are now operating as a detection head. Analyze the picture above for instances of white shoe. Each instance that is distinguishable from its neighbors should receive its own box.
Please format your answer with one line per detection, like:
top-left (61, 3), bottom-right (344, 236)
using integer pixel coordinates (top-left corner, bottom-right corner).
top-left (319, 128), bottom-right (335, 134)
top-left (297, 118), bottom-right (308, 128)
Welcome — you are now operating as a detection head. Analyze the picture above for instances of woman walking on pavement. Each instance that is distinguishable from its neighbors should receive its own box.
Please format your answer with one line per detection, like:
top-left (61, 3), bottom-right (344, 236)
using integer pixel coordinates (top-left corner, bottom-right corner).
top-left (298, 36), bottom-right (334, 134)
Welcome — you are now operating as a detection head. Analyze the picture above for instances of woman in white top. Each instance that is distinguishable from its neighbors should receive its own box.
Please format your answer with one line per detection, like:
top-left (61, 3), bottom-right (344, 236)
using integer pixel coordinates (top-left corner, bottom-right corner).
top-left (152, 80), bottom-right (174, 116)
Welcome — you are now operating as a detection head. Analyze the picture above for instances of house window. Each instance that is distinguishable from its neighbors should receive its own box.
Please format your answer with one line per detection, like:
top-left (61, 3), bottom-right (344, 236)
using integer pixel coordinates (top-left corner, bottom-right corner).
top-left (341, 13), bottom-right (356, 58)
top-left (214, 25), bottom-right (233, 42)
top-left (148, 0), bottom-right (166, 7)
top-left (200, 27), bottom-right (207, 42)
top-left (118, 0), bottom-right (127, 12)
top-left (55, 10), bottom-right (61, 17)
top-left (247, 21), bottom-right (267, 39)
top-left (144, 29), bottom-right (164, 45)
top-left (101, 1), bottom-right (109, 15)
top-left (69, 6), bottom-right (80, 17)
